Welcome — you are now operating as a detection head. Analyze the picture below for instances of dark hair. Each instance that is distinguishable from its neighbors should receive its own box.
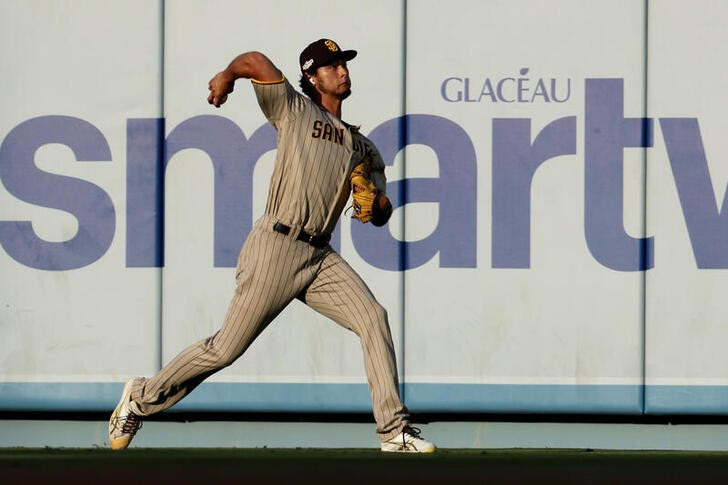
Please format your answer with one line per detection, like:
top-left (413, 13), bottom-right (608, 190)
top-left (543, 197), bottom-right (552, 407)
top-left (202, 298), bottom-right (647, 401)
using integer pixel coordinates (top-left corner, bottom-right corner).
top-left (299, 73), bottom-right (320, 104)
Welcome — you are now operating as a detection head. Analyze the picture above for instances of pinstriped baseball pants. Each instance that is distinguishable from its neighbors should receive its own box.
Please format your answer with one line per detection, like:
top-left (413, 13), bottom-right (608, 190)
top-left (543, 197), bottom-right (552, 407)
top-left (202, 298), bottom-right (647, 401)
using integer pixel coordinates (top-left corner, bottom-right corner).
top-left (129, 215), bottom-right (409, 441)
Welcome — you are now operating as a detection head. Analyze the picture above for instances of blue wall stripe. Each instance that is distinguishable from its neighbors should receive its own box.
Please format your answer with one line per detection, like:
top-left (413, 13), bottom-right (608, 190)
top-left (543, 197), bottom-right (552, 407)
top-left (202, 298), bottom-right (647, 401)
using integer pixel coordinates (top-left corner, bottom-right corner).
top-left (646, 386), bottom-right (728, 414)
top-left (5, 382), bottom-right (727, 415)
top-left (404, 383), bottom-right (643, 414)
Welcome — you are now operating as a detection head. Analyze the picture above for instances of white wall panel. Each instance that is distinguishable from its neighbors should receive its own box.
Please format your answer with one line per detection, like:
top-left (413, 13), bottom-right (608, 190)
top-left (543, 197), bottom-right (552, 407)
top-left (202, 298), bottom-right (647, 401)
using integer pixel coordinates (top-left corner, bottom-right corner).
top-left (0, 0), bottom-right (163, 387)
top-left (645, 0), bottom-right (728, 412)
top-left (403, 0), bottom-right (647, 411)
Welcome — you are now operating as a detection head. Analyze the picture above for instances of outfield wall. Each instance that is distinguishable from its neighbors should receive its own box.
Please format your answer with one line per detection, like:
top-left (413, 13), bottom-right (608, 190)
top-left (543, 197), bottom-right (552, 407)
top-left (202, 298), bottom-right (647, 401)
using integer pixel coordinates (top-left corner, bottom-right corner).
top-left (2, 0), bottom-right (728, 416)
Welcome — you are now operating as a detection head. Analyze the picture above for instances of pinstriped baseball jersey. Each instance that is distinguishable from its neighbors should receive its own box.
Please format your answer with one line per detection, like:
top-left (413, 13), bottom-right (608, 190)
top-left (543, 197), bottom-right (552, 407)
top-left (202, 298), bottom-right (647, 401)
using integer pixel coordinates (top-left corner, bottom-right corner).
top-left (252, 77), bottom-right (386, 236)
top-left (125, 73), bottom-right (410, 443)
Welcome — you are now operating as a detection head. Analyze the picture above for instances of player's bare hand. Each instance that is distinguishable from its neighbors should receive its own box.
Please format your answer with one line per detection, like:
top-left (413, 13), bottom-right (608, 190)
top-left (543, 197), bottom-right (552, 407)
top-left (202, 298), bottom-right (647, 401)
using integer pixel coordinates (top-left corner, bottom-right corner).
top-left (371, 193), bottom-right (393, 227)
top-left (207, 71), bottom-right (235, 107)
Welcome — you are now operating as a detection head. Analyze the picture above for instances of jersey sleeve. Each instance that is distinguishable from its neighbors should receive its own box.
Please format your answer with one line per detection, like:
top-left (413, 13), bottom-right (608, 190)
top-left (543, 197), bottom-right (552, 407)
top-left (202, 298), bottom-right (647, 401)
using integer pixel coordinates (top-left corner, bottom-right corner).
top-left (367, 143), bottom-right (388, 194)
top-left (252, 77), bottom-right (306, 128)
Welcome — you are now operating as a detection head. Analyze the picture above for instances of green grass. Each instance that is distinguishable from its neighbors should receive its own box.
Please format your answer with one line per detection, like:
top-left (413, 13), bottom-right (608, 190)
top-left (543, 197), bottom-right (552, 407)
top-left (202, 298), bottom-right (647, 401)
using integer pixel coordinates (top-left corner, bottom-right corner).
top-left (3, 448), bottom-right (728, 484)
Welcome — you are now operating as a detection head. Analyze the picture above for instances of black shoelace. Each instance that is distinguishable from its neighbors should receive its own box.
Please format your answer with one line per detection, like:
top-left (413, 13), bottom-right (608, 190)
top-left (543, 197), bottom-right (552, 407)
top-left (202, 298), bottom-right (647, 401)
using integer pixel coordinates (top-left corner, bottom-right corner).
top-left (116, 412), bottom-right (143, 435)
top-left (402, 426), bottom-right (422, 449)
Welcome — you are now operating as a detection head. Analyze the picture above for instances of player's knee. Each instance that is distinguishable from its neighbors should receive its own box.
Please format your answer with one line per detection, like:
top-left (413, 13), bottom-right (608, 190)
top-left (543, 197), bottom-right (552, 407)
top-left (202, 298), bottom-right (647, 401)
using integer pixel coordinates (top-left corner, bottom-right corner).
top-left (362, 302), bottom-right (389, 332)
top-left (202, 335), bottom-right (241, 368)
top-left (373, 303), bottom-right (388, 325)
top-left (217, 350), bottom-right (239, 368)
top-left (356, 303), bottom-right (395, 350)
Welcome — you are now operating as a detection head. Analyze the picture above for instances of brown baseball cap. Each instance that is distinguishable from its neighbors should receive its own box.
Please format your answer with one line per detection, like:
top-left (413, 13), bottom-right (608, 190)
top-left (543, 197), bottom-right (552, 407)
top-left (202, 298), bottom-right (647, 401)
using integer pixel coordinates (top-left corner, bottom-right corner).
top-left (299, 38), bottom-right (357, 73)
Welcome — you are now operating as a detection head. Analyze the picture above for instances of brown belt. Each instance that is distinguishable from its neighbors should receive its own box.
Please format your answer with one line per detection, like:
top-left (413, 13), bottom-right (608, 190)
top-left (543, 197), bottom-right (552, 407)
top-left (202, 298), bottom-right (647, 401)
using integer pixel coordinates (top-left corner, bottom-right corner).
top-left (272, 222), bottom-right (330, 248)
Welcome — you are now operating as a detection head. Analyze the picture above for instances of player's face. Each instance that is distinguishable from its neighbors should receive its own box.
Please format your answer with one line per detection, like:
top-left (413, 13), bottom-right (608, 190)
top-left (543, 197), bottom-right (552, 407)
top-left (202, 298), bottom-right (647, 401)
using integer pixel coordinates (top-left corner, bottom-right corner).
top-left (313, 59), bottom-right (352, 100)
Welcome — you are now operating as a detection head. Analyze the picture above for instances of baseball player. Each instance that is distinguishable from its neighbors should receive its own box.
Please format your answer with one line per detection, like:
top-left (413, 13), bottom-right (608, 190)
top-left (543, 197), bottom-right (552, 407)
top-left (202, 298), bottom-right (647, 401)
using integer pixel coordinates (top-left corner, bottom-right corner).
top-left (108, 38), bottom-right (435, 453)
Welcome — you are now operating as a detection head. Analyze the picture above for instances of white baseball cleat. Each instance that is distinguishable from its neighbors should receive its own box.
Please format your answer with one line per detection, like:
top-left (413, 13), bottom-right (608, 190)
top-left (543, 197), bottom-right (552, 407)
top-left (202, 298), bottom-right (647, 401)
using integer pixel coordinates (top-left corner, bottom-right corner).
top-left (108, 378), bottom-right (143, 450)
top-left (381, 426), bottom-right (436, 453)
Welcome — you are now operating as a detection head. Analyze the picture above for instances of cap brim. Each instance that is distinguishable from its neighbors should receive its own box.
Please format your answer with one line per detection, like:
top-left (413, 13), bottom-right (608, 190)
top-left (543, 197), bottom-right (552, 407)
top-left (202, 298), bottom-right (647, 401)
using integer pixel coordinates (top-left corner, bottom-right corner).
top-left (340, 49), bottom-right (357, 61)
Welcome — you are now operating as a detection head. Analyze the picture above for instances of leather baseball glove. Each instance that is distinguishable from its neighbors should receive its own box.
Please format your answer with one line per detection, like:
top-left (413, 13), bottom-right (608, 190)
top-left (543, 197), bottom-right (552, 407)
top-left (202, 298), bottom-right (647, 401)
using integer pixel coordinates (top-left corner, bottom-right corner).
top-left (350, 159), bottom-right (392, 227)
